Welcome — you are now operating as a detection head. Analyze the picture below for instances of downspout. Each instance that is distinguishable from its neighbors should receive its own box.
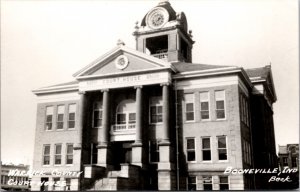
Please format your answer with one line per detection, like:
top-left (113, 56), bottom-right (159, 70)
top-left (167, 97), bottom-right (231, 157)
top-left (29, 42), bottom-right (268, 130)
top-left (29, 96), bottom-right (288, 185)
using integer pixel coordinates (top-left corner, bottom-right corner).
top-left (174, 80), bottom-right (180, 190)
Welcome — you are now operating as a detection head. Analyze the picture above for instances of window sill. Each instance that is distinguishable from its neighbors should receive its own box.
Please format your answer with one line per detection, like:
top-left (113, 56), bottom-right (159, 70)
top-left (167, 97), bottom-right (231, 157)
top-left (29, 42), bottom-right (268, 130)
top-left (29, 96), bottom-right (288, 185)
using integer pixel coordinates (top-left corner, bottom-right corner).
top-left (149, 123), bottom-right (163, 126)
top-left (201, 160), bottom-right (212, 163)
top-left (217, 160), bottom-right (229, 163)
top-left (215, 118), bottom-right (227, 121)
top-left (66, 164), bottom-right (74, 166)
top-left (54, 164), bottom-right (62, 166)
top-left (187, 161), bottom-right (197, 163)
top-left (185, 121), bottom-right (196, 123)
top-left (42, 165), bottom-right (50, 167)
top-left (200, 119), bottom-right (211, 122)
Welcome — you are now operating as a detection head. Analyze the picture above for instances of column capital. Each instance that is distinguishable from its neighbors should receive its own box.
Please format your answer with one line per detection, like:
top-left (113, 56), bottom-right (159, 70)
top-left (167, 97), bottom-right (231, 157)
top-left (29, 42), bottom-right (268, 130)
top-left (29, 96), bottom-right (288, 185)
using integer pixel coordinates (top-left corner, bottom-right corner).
top-left (160, 82), bottom-right (171, 87)
top-left (134, 85), bottom-right (143, 89)
top-left (101, 89), bottom-right (109, 93)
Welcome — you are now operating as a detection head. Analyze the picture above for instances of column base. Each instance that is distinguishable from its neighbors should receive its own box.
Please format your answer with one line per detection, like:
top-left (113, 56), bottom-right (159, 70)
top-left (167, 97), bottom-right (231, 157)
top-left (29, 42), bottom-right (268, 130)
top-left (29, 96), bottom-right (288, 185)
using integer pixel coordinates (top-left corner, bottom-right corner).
top-left (131, 142), bottom-right (143, 167)
top-left (97, 143), bottom-right (110, 167)
top-left (158, 170), bottom-right (176, 190)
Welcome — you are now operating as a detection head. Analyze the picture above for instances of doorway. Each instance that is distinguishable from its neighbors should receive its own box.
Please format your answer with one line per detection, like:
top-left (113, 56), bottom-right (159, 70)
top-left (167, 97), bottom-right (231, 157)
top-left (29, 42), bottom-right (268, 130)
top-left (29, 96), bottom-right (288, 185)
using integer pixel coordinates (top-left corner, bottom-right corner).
top-left (111, 141), bottom-right (133, 169)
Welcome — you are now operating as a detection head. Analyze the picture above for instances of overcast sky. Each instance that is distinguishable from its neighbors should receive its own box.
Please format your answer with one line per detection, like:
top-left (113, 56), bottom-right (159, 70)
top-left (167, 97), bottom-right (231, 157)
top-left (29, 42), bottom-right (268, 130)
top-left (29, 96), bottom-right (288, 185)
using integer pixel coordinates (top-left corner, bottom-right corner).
top-left (1, 0), bottom-right (298, 165)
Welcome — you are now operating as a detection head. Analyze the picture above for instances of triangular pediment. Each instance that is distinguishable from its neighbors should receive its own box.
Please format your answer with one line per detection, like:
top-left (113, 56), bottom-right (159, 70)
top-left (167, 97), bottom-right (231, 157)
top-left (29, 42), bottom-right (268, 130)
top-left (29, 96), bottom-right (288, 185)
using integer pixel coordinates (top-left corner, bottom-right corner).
top-left (73, 45), bottom-right (175, 79)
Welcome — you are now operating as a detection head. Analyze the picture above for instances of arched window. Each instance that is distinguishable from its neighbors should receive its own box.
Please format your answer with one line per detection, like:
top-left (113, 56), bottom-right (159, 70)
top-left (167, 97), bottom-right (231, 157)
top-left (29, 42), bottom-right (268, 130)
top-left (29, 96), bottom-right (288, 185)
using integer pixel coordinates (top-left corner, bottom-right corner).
top-left (114, 99), bottom-right (136, 131)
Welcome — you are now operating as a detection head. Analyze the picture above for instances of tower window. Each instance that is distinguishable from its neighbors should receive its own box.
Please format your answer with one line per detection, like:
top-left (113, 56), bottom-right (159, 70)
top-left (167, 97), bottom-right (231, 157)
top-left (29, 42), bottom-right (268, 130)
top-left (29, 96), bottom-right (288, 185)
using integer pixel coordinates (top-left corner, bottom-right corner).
top-left (146, 35), bottom-right (168, 58)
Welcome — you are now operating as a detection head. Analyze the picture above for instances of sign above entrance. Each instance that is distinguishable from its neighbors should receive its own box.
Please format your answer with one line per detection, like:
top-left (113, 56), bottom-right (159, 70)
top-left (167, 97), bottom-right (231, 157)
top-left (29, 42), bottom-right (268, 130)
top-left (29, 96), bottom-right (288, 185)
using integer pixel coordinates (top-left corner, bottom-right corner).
top-left (79, 71), bottom-right (171, 91)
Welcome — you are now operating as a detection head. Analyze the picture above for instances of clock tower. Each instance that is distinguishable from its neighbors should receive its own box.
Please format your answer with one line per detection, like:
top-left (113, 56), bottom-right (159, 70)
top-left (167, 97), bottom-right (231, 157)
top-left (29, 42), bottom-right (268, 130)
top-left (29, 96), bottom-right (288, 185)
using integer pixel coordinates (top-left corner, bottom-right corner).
top-left (133, 0), bottom-right (194, 63)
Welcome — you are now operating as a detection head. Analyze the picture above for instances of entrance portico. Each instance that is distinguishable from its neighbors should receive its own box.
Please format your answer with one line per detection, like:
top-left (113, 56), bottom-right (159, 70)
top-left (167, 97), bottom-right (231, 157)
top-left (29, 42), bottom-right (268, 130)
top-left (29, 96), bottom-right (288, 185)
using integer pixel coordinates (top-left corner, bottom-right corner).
top-left (74, 45), bottom-right (175, 190)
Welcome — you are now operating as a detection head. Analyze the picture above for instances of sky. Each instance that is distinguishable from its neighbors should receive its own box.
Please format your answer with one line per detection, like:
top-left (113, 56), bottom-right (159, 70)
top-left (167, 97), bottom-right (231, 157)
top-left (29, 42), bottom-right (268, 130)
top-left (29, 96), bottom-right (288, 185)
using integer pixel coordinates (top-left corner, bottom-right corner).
top-left (1, 0), bottom-right (298, 166)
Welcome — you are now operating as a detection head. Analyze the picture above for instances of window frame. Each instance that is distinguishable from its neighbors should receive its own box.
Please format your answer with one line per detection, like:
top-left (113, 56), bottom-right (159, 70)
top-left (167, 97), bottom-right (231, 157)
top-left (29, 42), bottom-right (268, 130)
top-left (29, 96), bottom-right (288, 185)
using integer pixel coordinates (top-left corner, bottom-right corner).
top-left (186, 137), bottom-right (196, 162)
top-left (215, 90), bottom-right (226, 120)
top-left (201, 137), bottom-right (212, 162)
top-left (202, 175), bottom-right (213, 190)
top-left (56, 105), bottom-right (65, 130)
top-left (91, 143), bottom-right (98, 164)
top-left (217, 136), bottom-right (228, 161)
top-left (149, 105), bottom-right (163, 124)
top-left (42, 144), bottom-right (51, 166)
top-left (187, 176), bottom-right (197, 190)
top-left (184, 93), bottom-right (195, 122)
top-left (54, 144), bottom-right (62, 165)
top-left (200, 92), bottom-right (210, 121)
top-left (45, 106), bottom-right (54, 131)
top-left (92, 102), bottom-right (103, 128)
top-left (68, 104), bottom-right (76, 129)
top-left (219, 176), bottom-right (229, 190)
top-left (149, 140), bottom-right (159, 163)
top-left (66, 144), bottom-right (74, 165)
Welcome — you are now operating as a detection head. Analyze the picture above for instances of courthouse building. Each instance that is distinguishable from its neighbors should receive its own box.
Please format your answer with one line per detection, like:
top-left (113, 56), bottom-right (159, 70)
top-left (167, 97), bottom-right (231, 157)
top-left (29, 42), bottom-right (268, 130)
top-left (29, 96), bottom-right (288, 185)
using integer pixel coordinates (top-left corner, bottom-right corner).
top-left (32, 1), bottom-right (277, 190)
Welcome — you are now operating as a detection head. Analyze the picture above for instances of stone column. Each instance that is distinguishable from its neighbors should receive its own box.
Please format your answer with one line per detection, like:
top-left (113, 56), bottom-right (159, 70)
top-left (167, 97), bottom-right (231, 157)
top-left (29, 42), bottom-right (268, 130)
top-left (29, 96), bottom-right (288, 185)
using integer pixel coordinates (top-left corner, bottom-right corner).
top-left (97, 89), bottom-right (110, 167)
top-left (162, 83), bottom-right (170, 142)
top-left (132, 86), bottom-right (143, 167)
top-left (158, 83), bottom-right (175, 190)
top-left (74, 91), bottom-right (86, 150)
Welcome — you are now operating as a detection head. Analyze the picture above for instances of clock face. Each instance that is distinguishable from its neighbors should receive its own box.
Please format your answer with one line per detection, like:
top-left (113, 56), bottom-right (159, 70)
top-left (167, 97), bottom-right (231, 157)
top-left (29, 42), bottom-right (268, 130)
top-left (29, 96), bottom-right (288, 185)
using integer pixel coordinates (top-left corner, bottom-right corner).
top-left (146, 8), bottom-right (169, 29)
top-left (150, 12), bottom-right (165, 27)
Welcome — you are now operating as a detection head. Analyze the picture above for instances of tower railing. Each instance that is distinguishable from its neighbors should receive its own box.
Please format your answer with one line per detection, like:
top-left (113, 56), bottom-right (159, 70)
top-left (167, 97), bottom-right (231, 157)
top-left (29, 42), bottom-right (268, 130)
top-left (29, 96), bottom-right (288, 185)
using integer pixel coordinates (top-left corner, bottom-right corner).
top-left (152, 52), bottom-right (168, 60)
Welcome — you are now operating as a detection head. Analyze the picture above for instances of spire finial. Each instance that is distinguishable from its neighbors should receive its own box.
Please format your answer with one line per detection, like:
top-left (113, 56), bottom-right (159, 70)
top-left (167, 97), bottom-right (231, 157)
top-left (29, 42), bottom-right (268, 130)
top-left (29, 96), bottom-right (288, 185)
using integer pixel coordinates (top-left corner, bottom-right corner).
top-left (158, 0), bottom-right (170, 6)
top-left (117, 39), bottom-right (125, 46)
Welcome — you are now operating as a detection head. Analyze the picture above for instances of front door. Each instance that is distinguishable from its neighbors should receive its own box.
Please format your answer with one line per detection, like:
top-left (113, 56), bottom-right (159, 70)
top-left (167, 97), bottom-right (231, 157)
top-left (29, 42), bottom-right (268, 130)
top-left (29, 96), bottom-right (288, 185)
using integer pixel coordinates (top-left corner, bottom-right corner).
top-left (112, 141), bottom-right (133, 169)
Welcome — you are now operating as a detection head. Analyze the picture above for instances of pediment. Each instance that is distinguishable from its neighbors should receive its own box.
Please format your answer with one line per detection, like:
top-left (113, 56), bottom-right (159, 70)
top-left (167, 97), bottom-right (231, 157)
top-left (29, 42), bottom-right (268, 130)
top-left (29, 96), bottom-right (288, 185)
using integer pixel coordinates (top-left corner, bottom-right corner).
top-left (73, 45), bottom-right (175, 79)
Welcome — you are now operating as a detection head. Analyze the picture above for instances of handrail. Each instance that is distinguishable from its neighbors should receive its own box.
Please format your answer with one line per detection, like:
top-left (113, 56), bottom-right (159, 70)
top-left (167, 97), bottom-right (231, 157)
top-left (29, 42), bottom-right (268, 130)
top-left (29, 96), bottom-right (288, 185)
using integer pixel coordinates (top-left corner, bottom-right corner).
top-left (112, 124), bottom-right (136, 131)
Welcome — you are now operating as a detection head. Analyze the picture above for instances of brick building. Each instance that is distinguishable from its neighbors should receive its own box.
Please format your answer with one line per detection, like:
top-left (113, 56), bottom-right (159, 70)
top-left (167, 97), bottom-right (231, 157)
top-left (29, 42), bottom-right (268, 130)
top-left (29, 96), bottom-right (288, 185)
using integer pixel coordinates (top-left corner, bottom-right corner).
top-left (32, 1), bottom-right (277, 190)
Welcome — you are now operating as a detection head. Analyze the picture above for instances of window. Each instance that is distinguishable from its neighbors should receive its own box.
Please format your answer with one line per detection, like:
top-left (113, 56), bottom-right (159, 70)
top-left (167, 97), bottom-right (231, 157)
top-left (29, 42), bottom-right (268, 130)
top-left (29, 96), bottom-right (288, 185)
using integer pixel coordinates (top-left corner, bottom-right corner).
top-left (202, 138), bottom-right (211, 161)
top-left (53, 177), bottom-right (60, 190)
top-left (217, 136), bottom-right (227, 160)
top-left (187, 176), bottom-right (197, 190)
top-left (91, 143), bottom-right (98, 164)
top-left (128, 113), bottom-right (136, 124)
top-left (200, 92), bottom-right (210, 120)
top-left (150, 97), bottom-right (163, 124)
top-left (93, 102), bottom-right (102, 128)
top-left (45, 106), bottom-right (54, 130)
top-left (283, 157), bottom-right (288, 166)
top-left (65, 178), bottom-right (71, 191)
top-left (186, 138), bottom-right (196, 162)
top-left (184, 94), bottom-right (194, 121)
top-left (149, 141), bottom-right (159, 163)
top-left (215, 90), bottom-right (225, 119)
top-left (68, 104), bottom-right (76, 129)
top-left (219, 176), bottom-right (229, 190)
top-left (43, 145), bottom-right (50, 165)
top-left (54, 144), bottom-right (62, 165)
top-left (66, 144), bottom-right (73, 165)
top-left (117, 113), bottom-right (126, 124)
top-left (245, 100), bottom-right (249, 126)
top-left (41, 178), bottom-right (49, 191)
top-left (57, 105), bottom-right (65, 130)
top-left (203, 176), bottom-right (212, 190)
top-left (150, 106), bottom-right (162, 123)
